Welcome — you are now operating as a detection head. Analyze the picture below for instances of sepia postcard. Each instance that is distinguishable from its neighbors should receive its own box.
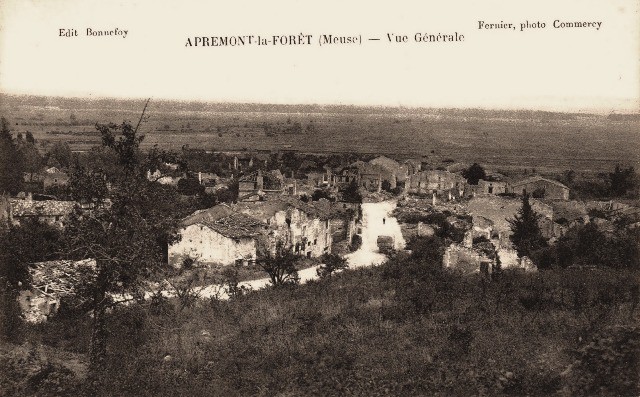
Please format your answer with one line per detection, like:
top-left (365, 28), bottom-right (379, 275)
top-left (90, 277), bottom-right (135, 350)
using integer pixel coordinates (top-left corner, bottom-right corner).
top-left (1, 0), bottom-right (639, 396)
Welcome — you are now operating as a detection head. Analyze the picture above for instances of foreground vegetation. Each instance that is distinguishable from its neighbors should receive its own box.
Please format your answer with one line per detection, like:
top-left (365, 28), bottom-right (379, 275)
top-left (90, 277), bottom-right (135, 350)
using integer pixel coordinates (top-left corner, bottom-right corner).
top-left (2, 247), bottom-right (638, 396)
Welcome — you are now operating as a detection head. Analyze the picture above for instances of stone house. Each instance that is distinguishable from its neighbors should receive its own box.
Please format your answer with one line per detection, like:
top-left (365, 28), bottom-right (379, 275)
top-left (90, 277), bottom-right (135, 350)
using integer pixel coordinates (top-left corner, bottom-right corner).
top-left (168, 205), bottom-right (267, 267)
top-left (9, 196), bottom-right (76, 228)
top-left (43, 171), bottom-right (70, 190)
top-left (146, 169), bottom-right (183, 186)
top-left (477, 179), bottom-right (508, 195)
top-left (169, 197), bottom-right (336, 267)
top-left (306, 168), bottom-right (334, 187)
top-left (407, 170), bottom-right (466, 199)
top-left (235, 198), bottom-right (333, 258)
top-left (369, 155), bottom-right (408, 187)
top-left (509, 176), bottom-right (570, 200)
top-left (335, 161), bottom-right (384, 192)
top-left (238, 170), bottom-right (286, 201)
top-left (404, 159), bottom-right (422, 176)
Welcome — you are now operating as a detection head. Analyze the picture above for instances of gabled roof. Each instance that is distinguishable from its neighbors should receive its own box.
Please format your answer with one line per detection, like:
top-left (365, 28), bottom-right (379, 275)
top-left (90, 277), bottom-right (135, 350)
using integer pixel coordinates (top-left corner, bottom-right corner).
top-left (235, 196), bottom-right (334, 221)
top-left (198, 212), bottom-right (266, 239)
top-left (182, 204), bottom-right (266, 239)
top-left (511, 176), bottom-right (569, 190)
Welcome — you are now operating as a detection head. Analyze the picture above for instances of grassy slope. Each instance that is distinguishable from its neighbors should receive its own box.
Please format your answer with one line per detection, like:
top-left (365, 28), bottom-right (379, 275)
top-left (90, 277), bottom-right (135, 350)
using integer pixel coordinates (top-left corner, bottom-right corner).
top-left (5, 258), bottom-right (637, 397)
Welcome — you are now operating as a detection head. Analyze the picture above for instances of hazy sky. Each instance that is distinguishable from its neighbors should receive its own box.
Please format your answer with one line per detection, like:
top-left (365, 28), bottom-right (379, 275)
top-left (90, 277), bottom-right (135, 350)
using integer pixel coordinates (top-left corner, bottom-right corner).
top-left (1, 0), bottom-right (638, 113)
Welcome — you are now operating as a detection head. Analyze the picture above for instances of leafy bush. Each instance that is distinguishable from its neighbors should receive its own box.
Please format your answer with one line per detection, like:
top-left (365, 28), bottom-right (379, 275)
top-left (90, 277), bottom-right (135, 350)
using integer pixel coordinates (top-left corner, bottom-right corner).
top-left (316, 253), bottom-right (348, 279)
top-left (566, 326), bottom-right (640, 396)
top-left (349, 234), bottom-right (362, 251)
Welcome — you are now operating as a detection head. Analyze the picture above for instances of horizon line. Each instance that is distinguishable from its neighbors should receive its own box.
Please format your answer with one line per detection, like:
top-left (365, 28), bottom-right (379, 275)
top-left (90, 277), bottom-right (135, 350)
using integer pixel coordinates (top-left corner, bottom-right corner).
top-left (1, 92), bottom-right (638, 116)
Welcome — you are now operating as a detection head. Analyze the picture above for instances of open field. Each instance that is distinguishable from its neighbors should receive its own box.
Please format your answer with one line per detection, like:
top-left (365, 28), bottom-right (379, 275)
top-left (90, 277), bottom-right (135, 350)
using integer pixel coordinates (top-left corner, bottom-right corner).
top-left (1, 94), bottom-right (638, 173)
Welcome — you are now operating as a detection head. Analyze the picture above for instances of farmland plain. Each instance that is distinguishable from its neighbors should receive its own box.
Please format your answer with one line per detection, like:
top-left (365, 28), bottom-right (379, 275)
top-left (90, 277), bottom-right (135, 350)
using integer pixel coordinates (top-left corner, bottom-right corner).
top-left (1, 94), bottom-right (638, 173)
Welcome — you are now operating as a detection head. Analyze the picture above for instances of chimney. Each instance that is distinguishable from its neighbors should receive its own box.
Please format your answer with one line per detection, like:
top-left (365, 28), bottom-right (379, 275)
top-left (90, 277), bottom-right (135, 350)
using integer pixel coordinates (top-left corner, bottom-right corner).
top-left (27, 192), bottom-right (33, 202)
top-left (198, 171), bottom-right (202, 184)
top-left (432, 191), bottom-right (436, 206)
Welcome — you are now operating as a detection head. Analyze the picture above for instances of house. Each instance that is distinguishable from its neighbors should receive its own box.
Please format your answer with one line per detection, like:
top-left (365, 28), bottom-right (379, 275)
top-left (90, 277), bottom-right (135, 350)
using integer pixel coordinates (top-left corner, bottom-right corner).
top-left (168, 205), bottom-right (267, 267)
top-left (23, 172), bottom-right (45, 191)
top-left (404, 159), bottom-right (422, 176)
top-left (147, 169), bottom-right (183, 186)
top-left (43, 171), bottom-right (70, 190)
top-left (18, 259), bottom-right (96, 323)
top-left (234, 197), bottom-right (334, 258)
top-left (477, 179), bottom-right (508, 195)
top-left (369, 155), bottom-right (408, 187)
top-left (509, 176), bottom-right (570, 200)
top-left (407, 170), bottom-right (466, 200)
top-left (191, 171), bottom-right (219, 193)
top-left (9, 195), bottom-right (76, 227)
top-left (238, 170), bottom-right (287, 201)
top-left (231, 153), bottom-right (269, 170)
top-left (169, 196), bottom-right (336, 267)
top-left (335, 161), bottom-right (385, 192)
top-left (307, 168), bottom-right (334, 187)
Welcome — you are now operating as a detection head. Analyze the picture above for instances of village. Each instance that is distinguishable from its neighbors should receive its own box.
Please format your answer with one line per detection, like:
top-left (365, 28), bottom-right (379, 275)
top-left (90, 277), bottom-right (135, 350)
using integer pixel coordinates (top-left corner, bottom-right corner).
top-left (2, 128), bottom-right (639, 322)
top-left (1, 114), bottom-right (639, 396)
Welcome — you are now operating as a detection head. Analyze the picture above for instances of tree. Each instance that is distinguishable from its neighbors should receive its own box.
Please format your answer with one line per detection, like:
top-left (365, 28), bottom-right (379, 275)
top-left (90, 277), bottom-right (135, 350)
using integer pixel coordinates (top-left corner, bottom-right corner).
top-left (316, 253), bottom-right (348, 279)
top-left (258, 245), bottom-right (300, 287)
top-left (0, 117), bottom-right (24, 194)
top-left (0, 219), bottom-right (63, 341)
top-left (177, 177), bottom-right (205, 196)
top-left (407, 235), bottom-right (445, 264)
top-left (609, 164), bottom-right (636, 197)
top-left (47, 141), bottom-right (73, 169)
top-left (25, 131), bottom-right (35, 145)
top-left (17, 141), bottom-right (43, 179)
top-left (462, 163), bottom-right (486, 185)
top-left (340, 180), bottom-right (362, 203)
top-left (61, 100), bottom-right (181, 375)
top-left (311, 188), bottom-right (333, 201)
top-left (508, 194), bottom-right (547, 259)
top-left (68, 162), bottom-right (109, 204)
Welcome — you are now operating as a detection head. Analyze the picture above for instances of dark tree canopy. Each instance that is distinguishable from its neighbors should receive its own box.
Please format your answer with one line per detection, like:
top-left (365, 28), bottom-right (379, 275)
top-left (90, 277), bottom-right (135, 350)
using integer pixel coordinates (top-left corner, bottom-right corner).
top-left (61, 104), bottom-right (182, 373)
top-left (341, 180), bottom-right (362, 203)
top-left (258, 244), bottom-right (300, 287)
top-left (462, 163), bottom-right (486, 185)
top-left (508, 194), bottom-right (547, 259)
top-left (0, 117), bottom-right (24, 195)
top-left (47, 141), bottom-right (73, 169)
top-left (609, 164), bottom-right (636, 197)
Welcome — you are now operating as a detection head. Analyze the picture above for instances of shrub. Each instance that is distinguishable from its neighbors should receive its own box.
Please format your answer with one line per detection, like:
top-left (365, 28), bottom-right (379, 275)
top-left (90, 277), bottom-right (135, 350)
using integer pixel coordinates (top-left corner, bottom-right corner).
top-left (349, 234), bottom-right (362, 251)
top-left (566, 326), bottom-right (640, 396)
top-left (258, 246), bottom-right (300, 287)
top-left (316, 253), bottom-right (348, 279)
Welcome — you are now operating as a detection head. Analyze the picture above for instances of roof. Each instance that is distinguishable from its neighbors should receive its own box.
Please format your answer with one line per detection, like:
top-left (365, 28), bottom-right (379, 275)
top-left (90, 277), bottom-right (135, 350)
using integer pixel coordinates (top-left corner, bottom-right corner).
top-left (45, 167), bottom-right (61, 174)
top-left (235, 196), bottom-right (334, 221)
top-left (404, 159), bottom-right (422, 166)
top-left (182, 204), bottom-right (266, 239)
top-left (181, 204), bottom-right (236, 226)
top-left (11, 199), bottom-right (76, 217)
top-left (30, 259), bottom-right (96, 296)
top-left (239, 172), bottom-right (259, 183)
top-left (511, 176), bottom-right (569, 190)
top-left (343, 161), bottom-right (385, 175)
top-left (197, 212), bottom-right (266, 239)
top-left (44, 172), bottom-right (69, 180)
